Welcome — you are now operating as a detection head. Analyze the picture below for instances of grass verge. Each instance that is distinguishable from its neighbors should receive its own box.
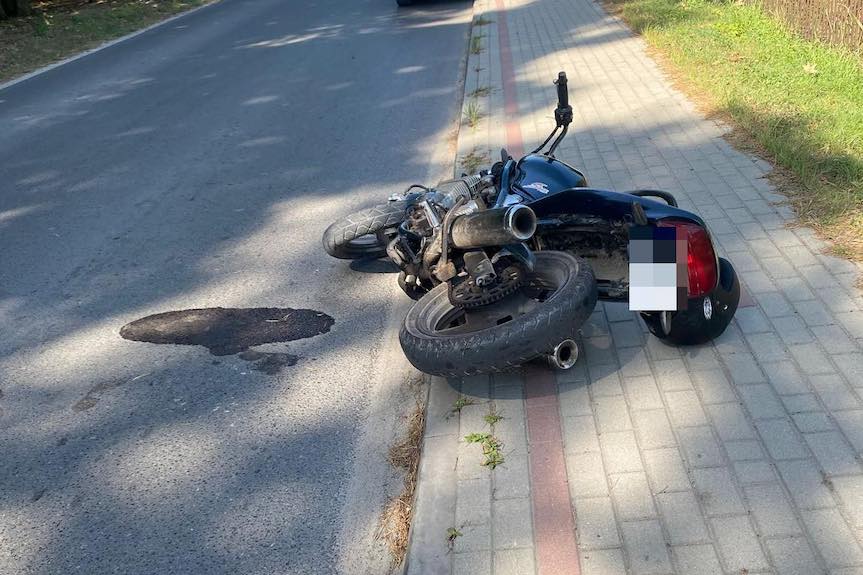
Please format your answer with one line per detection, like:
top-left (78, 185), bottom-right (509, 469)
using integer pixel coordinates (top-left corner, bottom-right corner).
top-left (605, 0), bottom-right (863, 257)
top-left (0, 0), bottom-right (212, 84)
top-left (377, 400), bottom-right (425, 568)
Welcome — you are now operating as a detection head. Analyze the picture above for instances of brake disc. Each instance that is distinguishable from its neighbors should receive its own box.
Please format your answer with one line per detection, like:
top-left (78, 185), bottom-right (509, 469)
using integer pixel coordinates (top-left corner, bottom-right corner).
top-left (448, 264), bottom-right (526, 309)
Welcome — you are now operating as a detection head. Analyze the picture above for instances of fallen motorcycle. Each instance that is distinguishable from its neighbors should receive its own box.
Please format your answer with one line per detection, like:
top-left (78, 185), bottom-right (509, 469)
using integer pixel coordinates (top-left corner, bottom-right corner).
top-left (323, 72), bottom-right (740, 377)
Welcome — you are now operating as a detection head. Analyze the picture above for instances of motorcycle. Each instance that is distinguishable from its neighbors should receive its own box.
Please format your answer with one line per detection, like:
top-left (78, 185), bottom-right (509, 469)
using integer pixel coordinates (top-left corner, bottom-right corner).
top-left (322, 72), bottom-right (740, 377)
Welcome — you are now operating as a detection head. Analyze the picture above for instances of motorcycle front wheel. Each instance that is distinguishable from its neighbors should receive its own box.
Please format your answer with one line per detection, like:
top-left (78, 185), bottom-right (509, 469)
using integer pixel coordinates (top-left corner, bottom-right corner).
top-left (322, 201), bottom-right (406, 260)
top-left (399, 251), bottom-right (598, 377)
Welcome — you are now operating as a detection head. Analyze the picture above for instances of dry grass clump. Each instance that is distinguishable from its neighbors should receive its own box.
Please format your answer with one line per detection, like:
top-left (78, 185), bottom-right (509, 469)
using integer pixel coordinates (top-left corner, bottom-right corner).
top-left (377, 401), bottom-right (425, 567)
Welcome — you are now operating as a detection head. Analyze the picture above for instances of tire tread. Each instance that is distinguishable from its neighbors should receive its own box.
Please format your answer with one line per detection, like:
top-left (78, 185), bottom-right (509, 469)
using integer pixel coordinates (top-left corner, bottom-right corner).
top-left (322, 202), bottom-right (406, 259)
top-left (400, 252), bottom-right (598, 377)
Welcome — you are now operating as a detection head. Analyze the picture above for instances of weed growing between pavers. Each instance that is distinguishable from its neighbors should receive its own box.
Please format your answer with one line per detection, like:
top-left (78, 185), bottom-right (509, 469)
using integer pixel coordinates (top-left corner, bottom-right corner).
top-left (465, 432), bottom-right (505, 469)
top-left (445, 527), bottom-right (462, 549)
top-left (378, 401), bottom-right (425, 567)
top-left (464, 403), bottom-right (506, 468)
top-left (460, 149), bottom-right (488, 174)
top-left (450, 396), bottom-right (475, 415)
top-left (463, 99), bottom-right (483, 128)
top-left (470, 34), bottom-right (484, 54)
top-left (484, 410), bottom-right (503, 426)
top-left (469, 86), bottom-right (492, 98)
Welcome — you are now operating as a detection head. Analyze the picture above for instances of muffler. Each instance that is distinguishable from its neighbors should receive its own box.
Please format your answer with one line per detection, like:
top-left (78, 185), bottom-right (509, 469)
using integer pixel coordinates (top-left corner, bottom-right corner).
top-left (449, 204), bottom-right (537, 249)
top-left (547, 339), bottom-right (579, 370)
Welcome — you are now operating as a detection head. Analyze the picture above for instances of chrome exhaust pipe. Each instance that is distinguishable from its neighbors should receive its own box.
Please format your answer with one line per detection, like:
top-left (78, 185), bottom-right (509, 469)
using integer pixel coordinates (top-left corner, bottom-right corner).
top-left (449, 204), bottom-right (537, 249)
top-left (547, 339), bottom-right (579, 370)
top-left (503, 204), bottom-right (538, 241)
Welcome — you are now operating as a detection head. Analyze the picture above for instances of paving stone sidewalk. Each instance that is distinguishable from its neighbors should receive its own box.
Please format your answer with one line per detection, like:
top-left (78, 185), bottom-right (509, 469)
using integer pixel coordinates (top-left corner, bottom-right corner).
top-left (406, 0), bottom-right (863, 573)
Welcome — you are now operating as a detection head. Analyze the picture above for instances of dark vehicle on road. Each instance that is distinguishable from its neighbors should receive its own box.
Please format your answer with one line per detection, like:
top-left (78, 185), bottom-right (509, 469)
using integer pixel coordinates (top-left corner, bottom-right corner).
top-left (323, 72), bottom-right (740, 377)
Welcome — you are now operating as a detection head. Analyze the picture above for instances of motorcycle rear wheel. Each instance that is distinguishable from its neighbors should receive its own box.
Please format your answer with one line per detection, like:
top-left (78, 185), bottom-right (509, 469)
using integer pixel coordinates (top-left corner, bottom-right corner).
top-left (641, 257), bottom-right (740, 345)
top-left (399, 251), bottom-right (597, 377)
top-left (322, 201), bottom-right (406, 260)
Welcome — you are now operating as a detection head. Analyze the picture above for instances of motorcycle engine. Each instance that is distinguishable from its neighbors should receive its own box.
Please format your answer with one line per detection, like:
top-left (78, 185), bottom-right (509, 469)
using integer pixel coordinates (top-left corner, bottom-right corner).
top-left (404, 175), bottom-right (485, 238)
top-left (392, 175), bottom-right (492, 295)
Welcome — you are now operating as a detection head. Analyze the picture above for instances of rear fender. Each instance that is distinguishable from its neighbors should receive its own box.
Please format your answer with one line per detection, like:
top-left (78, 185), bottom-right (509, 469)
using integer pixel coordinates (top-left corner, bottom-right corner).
top-left (528, 187), bottom-right (705, 225)
top-left (530, 188), bottom-right (708, 300)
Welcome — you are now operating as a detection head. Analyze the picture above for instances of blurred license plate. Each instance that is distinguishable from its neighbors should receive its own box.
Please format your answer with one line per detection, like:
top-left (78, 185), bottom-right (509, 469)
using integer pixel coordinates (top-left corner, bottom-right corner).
top-left (628, 225), bottom-right (687, 311)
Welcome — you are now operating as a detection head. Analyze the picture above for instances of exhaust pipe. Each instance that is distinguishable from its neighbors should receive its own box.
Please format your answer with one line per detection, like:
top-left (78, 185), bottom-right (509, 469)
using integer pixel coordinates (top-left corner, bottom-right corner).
top-left (547, 339), bottom-right (579, 370)
top-left (449, 204), bottom-right (537, 249)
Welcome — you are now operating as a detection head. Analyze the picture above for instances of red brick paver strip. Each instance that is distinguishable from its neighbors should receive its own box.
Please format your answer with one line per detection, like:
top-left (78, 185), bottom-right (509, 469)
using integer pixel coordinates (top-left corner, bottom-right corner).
top-left (493, 0), bottom-right (524, 159)
top-left (525, 365), bottom-right (581, 575)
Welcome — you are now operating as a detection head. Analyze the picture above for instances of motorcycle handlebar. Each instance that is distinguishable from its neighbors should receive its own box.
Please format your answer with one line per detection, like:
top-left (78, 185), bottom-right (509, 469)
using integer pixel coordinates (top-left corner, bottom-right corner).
top-left (555, 71), bottom-right (568, 109)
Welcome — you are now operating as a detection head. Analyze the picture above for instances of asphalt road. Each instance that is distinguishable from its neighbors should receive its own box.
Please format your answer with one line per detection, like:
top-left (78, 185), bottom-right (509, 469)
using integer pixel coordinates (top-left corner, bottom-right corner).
top-left (0, 0), bottom-right (471, 573)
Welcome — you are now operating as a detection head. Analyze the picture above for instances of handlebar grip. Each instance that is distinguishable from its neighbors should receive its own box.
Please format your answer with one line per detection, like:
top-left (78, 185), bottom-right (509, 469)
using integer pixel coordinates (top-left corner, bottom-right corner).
top-left (555, 71), bottom-right (569, 109)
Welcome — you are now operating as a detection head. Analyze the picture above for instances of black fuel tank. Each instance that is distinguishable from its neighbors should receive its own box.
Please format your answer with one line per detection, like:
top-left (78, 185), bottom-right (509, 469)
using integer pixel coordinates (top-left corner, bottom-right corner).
top-left (512, 154), bottom-right (588, 201)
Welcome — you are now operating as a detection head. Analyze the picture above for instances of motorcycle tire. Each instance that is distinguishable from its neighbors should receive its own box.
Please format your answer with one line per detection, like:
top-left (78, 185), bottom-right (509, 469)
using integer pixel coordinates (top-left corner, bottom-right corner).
top-left (400, 251), bottom-right (597, 377)
top-left (641, 257), bottom-right (740, 345)
top-left (322, 201), bottom-right (406, 260)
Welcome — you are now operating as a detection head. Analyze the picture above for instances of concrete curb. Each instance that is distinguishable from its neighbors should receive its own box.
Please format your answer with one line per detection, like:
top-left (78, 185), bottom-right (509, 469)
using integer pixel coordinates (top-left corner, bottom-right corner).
top-left (404, 376), bottom-right (461, 575)
top-left (0, 0), bottom-right (221, 93)
top-left (401, 4), bottom-right (476, 574)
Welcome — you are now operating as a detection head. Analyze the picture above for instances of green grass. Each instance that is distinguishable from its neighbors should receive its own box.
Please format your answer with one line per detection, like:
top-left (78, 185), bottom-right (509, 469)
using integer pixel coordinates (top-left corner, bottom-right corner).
top-left (608, 0), bottom-right (863, 255)
top-left (484, 409), bottom-right (503, 426)
top-left (450, 396), bottom-right (475, 414)
top-left (470, 34), bottom-right (484, 55)
top-left (0, 0), bottom-right (211, 83)
top-left (463, 99), bottom-right (483, 127)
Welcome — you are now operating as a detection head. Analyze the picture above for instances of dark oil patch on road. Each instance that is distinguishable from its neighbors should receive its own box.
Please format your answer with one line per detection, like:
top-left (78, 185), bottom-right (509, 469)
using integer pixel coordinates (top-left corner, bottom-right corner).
top-left (120, 307), bottom-right (334, 356)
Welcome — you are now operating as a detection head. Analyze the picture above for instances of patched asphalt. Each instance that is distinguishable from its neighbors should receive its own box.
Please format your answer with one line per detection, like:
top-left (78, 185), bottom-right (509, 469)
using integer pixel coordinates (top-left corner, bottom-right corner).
top-left (120, 307), bottom-right (335, 355)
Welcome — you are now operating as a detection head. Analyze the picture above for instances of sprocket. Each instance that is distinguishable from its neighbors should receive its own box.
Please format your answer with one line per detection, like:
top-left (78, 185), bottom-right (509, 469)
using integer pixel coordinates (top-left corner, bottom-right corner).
top-left (448, 264), bottom-right (526, 309)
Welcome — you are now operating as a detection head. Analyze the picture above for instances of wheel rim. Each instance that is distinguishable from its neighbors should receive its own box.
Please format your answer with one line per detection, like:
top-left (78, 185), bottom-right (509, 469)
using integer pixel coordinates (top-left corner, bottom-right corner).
top-left (420, 261), bottom-right (571, 337)
top-left (345, 234), bottom-right (382, 251)
top-left (343, 229), bottom-right (393, 256)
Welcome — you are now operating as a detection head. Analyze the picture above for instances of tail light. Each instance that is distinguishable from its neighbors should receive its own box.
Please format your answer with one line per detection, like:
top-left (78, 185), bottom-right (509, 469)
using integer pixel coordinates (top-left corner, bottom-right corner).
top-left (657, 220), bottom-right (718, 298)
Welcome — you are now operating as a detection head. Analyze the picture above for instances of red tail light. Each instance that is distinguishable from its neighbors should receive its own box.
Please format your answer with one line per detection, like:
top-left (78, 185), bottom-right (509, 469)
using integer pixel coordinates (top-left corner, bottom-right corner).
top-left (658, 220), bottom-right (718, 298)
